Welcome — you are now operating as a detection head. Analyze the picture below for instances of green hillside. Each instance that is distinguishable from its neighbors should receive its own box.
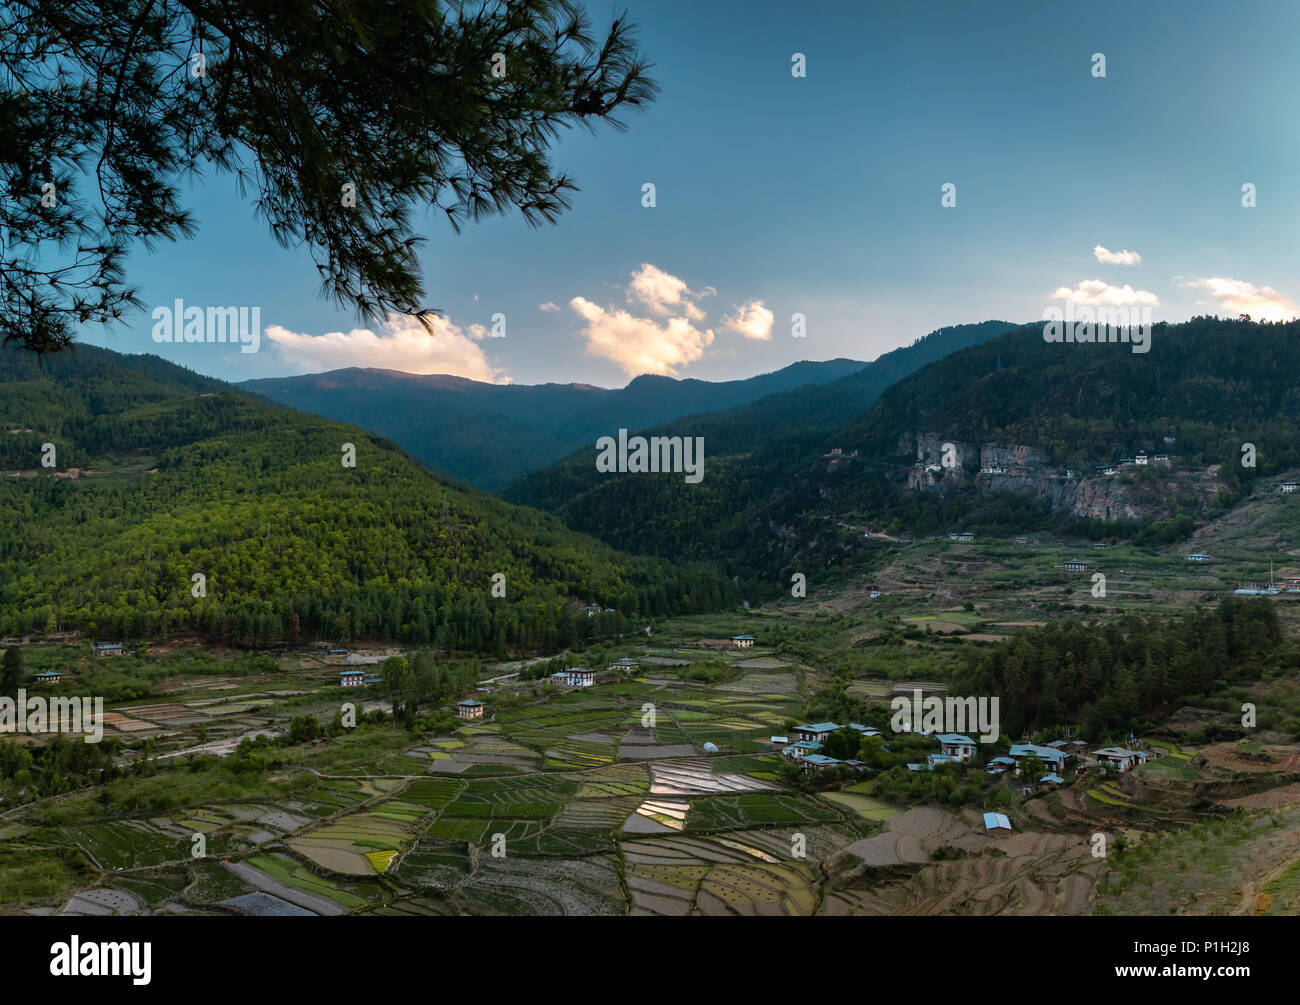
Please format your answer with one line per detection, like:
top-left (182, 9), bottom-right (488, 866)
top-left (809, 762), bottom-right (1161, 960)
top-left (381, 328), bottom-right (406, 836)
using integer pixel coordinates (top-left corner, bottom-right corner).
top-left (0, 345), bottom-right (735, 649)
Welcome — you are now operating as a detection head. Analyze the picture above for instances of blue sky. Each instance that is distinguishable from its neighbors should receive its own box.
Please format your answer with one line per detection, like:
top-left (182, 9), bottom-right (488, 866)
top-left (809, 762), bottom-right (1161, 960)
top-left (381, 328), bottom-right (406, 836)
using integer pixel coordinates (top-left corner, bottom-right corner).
top-left (78, 0), bottom-right (1300, 386)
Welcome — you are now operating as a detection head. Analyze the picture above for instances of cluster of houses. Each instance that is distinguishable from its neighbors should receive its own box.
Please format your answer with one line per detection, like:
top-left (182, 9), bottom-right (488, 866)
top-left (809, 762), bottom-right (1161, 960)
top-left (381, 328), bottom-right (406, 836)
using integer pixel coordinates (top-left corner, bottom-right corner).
top-left (1096, 451), bottom-right (1171, 476)
top-left (771, 719), bottom-right (1154, 785)
top-left (772, 721), bottom-right (881, 773)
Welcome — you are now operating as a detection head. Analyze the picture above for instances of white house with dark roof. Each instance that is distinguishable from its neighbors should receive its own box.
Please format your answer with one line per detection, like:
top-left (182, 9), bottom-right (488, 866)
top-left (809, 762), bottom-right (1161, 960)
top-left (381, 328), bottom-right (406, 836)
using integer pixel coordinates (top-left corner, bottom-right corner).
top-left (456, 699), bottom-right (485, 720)
top-left (936, 733), bottom-right (977, 761)
top-left (1093, 746), bottom-right (1143, 773)
top-left (339, 669), bottom-right (365, 687)
top-left (791, 722), bottom-right (840, 744)
top-left (782, 740), bottom-right (824, 760)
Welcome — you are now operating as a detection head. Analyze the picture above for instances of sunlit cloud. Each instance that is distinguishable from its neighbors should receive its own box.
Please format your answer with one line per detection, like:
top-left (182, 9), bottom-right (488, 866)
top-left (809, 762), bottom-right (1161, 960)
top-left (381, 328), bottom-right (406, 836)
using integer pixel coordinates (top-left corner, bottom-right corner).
top-left (1093, 244), bottom-right (1142, 266)
top-left (1050, 279), bottom-right (1159, 306)
top-left (1180, 277), bottom-right (1300, 321)
top-left (721, 300), bottom-right (775, 340)
top-left (626, 263), bottom-right (712, 321)
top-left (265, 313), bottom-right (509, 383)
top-left (570, 296), bottom-right (715, 376)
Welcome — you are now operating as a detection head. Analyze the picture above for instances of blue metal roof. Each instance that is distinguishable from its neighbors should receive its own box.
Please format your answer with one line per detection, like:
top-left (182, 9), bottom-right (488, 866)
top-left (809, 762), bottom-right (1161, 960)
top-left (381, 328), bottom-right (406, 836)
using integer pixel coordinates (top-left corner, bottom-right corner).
top-left (937, 733), bottom-right (975, 745)
top-left (795, 722), bottom-right (840, 733)
top-left (1040, 774), bottom-right (1064, 783)
top-left (983, 812), bottom-right (1012, 830)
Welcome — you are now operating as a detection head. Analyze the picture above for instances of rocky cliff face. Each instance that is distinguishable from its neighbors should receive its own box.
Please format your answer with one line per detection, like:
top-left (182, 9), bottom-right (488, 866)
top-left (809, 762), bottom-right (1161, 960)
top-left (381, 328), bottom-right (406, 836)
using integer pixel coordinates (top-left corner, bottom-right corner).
top-left (901, 432), bottom-right (1215, 521)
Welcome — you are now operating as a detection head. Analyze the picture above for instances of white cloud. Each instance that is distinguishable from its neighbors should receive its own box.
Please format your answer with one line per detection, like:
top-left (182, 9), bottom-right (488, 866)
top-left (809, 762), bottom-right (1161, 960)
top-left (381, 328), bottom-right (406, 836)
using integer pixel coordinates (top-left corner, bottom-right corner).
top-left (1093, 244), bottom-right (1142, 266)
top-left (1181, 277), bottom-right (1300, 322)
top-left (570, 296), bottom-right (715, 376)
top-left (538, 301), bottom-right (560, 312)
top-left (265, 313), bottom-right (509, 383)
top-left (1050, 279), bottom-right (1159, 306)
top-left (625, 263), bottom-right (712, 321)
top-left (721, 300), bottom-right (775, 340)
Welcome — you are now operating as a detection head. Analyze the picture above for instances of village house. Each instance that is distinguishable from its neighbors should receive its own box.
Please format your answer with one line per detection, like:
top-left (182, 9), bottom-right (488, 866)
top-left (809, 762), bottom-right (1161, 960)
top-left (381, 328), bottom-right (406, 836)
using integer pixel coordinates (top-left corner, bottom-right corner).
top-left (983, 812), bottom-right (1013, 832)
top-left (1039, 773), bottom-right (1064, 789)
top-left (953, 531), bottom-right (974, 542)
top-left (1135, 452), bottom-right (1149, 465)
top-left (1281, 482), bottom-right (1298, 495)
top-left (927, 752), bottom-right (957, 768)
top-left (1153, 454), bottom-right (1169, 462)
top-left (980, 466), bottom-right (1005, 475)
top-left (730, 635), bottom-right (755, 649)
top-left (1186, 552), bottom-right (1212, 562)
top-left (339, 669), bottom-right (365, 688)
top-left (1065, 558), bottom-right (1087, 573)
top-left (782, 740), bottom-right (824, 760)
top-left (848, 722), bottom-right (881, 738)
top-left (936, 733), bottom-right (977, 761)
top-left (456, 699), bottom-right (485, 720)
top-left (770, 735), bottom-right (789, 752)
top-left (1014, 535), bottom-right (1031, 544)
top-left (609, 658), bottom-right (639, 673)
top-left (791, 722), bottom-right (840, 744)
top-left (551, 667), bottom-right (596, 687)
top-left (91, 642), bottom-right (124, 658)
top-left (32, 670), bottom-right (64, 684)
top-left (1007, 743), bottom-right (1067, 774)
top-left (987, 756), bottom-right (1016, 775)
top-left (1093, 746), bottom-right (1146, 773)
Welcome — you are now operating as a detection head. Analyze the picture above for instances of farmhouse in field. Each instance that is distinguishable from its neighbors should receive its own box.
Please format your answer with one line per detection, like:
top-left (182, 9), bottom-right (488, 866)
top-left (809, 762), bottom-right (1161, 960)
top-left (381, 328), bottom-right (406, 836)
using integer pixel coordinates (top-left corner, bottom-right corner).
top-left (1186, 552), bottom-right (1212, 562)
top-left (456, 699), bottom-right (485, 720)
top-left (339, 669), bottom-right (365, 687)
top-left (1065, 558), bottom-right (1087, 573)
top-left (1093, 746), bottom-right (1146, 773)
top-left (730, 635), bottom-right (755, 648)
top-left (32, 670), bottom-right (64, 684)
top-left (91, 642), bottom-right (124, 658)
top-left (983, 812), bottom-right (1013, 832)
top-left (550, 667), bottom-right (596, 688)
top-left (609, 658), bottom-right (640, 673)
top-left (770, 735), bottom-right (789, 751)
top-left (1281, 482), bottom-right (1298, 494)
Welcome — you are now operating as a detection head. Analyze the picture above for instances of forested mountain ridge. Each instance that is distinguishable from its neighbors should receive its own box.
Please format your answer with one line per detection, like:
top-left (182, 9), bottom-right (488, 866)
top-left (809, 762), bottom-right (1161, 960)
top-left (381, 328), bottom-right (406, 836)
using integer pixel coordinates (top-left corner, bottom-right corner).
top-left (0, 345), bottom-right (736, 649)
top-left (501, 318), bottom-right (1300, 583)
top-left (502, 320), bottom-right (1019, 511)
top-left (239, 356), bottom-right (866, 490)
